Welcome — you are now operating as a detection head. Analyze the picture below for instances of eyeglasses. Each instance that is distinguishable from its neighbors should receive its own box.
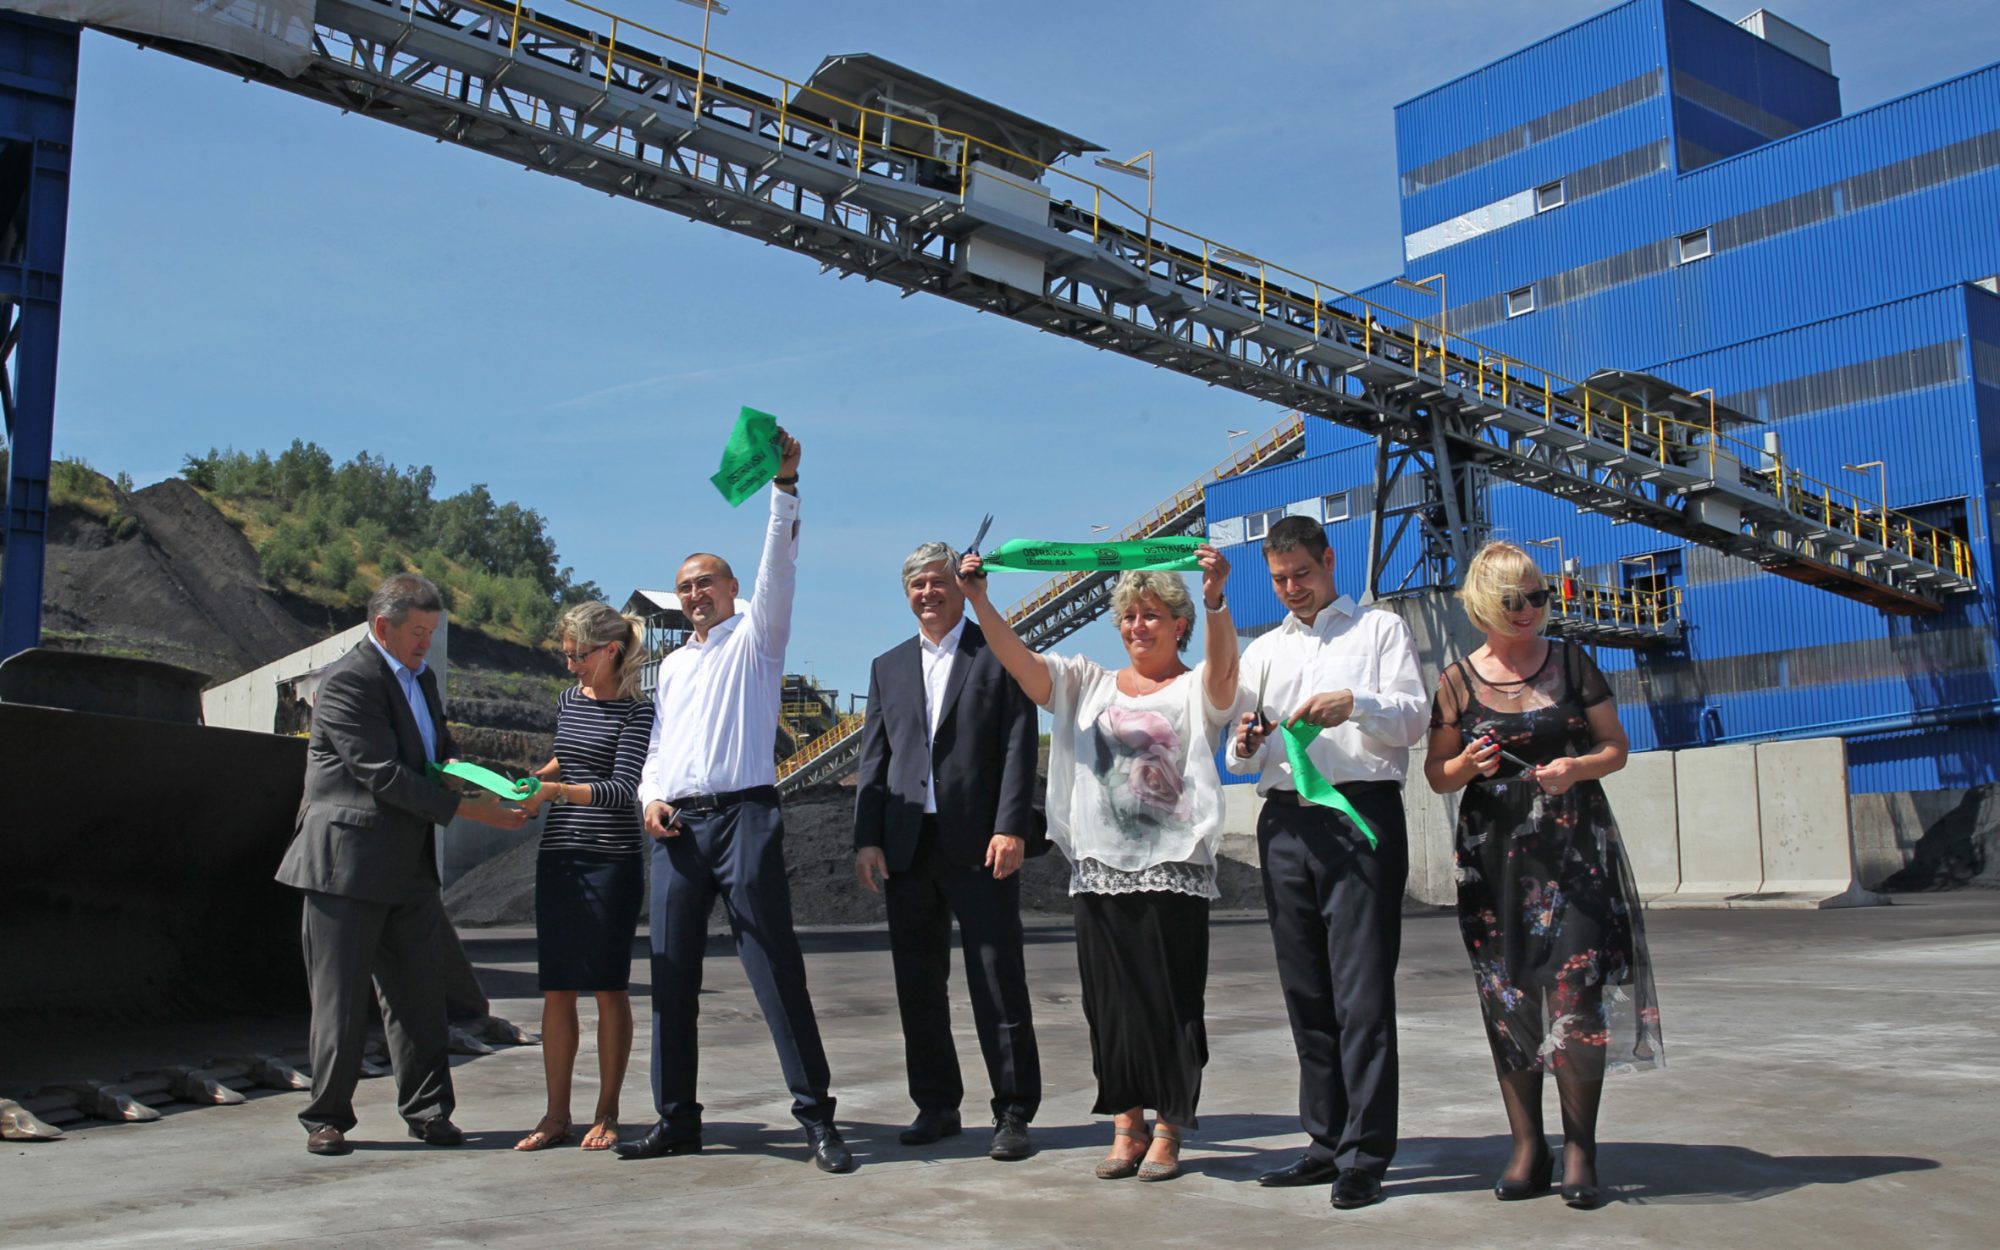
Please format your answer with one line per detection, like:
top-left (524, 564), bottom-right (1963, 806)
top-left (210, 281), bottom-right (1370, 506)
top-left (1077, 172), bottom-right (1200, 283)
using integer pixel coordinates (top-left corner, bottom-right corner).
top-left (674, 573), bottom-right (724, 597)
top-left (1501, 589), bottom-right (1553, 612)
top-left (560, 643), bottom-right (607, 665)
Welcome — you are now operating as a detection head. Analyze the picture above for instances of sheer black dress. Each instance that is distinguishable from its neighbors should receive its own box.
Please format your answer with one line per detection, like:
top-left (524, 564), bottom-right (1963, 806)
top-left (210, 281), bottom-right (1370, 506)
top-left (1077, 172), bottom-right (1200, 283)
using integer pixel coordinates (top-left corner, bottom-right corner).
top-left (1431, 641), bottom-right (1663, 1079)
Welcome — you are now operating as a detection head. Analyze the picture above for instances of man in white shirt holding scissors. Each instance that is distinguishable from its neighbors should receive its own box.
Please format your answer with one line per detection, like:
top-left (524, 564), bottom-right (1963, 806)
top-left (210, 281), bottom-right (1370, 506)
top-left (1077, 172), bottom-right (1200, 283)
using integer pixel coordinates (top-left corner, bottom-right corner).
top-left (1226, 514), bottom-right (1427, 1210)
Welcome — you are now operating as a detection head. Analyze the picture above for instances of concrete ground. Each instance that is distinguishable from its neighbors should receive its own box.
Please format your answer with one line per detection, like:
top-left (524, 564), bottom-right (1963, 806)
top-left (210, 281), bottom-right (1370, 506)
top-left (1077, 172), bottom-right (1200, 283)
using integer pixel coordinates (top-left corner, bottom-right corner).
top-left (8, 893), bottom-right (1995, 1249)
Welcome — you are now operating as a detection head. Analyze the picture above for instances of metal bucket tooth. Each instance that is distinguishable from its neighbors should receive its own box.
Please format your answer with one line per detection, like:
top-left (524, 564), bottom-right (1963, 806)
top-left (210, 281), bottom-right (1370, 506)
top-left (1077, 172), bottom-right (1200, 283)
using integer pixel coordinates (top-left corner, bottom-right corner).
top-left (160, 1067), bottom-right (248, 1106)
top-left (447, 1026), bottom-right (495, 1056)
top-left (58, 1081), bottom-right (161, 1122)
top-left (0, 1097), bottom-right (65, 1140)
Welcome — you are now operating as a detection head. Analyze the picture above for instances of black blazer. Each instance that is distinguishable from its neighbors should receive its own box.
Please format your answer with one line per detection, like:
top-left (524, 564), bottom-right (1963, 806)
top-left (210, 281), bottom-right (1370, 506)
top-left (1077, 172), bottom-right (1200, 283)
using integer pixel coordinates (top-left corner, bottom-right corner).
top-left (852, 622), bottom-right (1039, 872)
top-left (275, 640), bottom-right (461, 903)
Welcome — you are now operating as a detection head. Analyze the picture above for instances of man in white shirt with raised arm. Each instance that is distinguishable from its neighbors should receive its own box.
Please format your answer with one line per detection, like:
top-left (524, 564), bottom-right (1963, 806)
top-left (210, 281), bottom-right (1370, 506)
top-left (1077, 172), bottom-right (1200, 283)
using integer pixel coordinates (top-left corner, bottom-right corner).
top-left (1226, 515), bottom-right (1427, 1210)
top-left (616, 428), bottom-right (853, 1174)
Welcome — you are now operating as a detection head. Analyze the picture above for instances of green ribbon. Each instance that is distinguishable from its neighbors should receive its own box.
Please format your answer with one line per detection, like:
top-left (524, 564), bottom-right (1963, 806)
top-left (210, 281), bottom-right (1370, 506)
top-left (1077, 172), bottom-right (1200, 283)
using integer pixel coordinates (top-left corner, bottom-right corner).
top-left (709, 406), bottom-right (781, 506)
top-left (979, 536), bottom-right (1204, 573)
top-left (426, 760), bottom-right (539, 802)
top-left (1277, 721), bottom-right (1378, 849)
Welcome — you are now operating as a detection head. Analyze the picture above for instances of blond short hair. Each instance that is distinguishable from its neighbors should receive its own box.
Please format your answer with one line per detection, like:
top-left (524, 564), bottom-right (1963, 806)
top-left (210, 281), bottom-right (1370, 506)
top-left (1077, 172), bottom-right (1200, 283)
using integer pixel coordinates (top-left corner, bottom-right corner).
top-left (557, 601), bottom-right (648, 699)
top-left (1458, 540), bottom-right (1548, 635)
top-left (1110, 569), bottom-right (1196, 653)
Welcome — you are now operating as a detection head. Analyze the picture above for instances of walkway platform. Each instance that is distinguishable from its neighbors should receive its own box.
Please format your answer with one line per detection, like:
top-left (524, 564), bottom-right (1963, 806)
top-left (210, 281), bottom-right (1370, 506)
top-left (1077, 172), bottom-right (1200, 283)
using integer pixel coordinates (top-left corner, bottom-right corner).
top-left (6, 895), bottom-right (1993, 1248)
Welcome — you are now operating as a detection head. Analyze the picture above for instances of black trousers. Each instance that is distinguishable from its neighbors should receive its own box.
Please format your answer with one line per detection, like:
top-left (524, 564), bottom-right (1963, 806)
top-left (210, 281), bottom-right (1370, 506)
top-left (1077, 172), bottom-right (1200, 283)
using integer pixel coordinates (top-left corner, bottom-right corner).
top-left (1257, 784), bottom-right (1409, 1177)
top-left (883, 818), bottom-right (1041, 1121)
top-left (649, 791), bottom-right (835, 1131)
top-left (298, 888), bottom-right (455, 1134)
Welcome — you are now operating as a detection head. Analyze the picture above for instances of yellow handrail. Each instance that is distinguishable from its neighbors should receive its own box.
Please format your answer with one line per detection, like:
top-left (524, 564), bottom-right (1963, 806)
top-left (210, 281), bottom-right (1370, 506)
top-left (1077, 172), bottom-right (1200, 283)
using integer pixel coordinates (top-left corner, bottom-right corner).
top-left (776, 711), bottom-right (867, 779)
top-left (388, 0), bottom-right (1971, 587)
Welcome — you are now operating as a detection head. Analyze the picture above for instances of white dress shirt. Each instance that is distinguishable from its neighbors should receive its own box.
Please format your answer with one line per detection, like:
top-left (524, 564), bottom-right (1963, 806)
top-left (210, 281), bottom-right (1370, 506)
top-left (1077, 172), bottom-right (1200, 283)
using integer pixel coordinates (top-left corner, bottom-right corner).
top-left (637, 486), bottom-right (799, 806)
top-left (917, 616), bottom-right (967, 815)
top-left (1225, 594), bottom-right (1427, 792)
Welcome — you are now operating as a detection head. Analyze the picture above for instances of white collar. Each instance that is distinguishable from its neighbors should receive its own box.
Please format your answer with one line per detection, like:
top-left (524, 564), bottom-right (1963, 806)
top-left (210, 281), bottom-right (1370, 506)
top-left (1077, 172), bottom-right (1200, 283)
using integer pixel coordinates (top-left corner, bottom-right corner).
top-left (918, 616), bottom-right (968, 655)
top-left (1279, 594), bottom-right (1358, 634)
top-left (688, 613), bottom-right (743, 650)
top-left (366, 633), bottom-right (425, 679)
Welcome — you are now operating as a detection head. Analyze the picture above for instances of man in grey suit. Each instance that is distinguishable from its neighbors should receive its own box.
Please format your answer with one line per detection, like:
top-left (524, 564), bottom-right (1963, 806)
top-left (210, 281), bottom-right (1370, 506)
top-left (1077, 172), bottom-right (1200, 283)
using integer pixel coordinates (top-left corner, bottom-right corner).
top-left (275, 573), bottom-right (526, 1156)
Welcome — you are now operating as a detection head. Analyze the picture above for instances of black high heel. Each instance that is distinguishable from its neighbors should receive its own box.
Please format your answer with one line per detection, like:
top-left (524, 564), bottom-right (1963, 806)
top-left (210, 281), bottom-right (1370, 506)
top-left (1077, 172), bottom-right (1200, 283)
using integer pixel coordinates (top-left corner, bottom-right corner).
top-left (1561, 1148), bottom-right (1600, 1208)
top-left (1494, 1148), bottom-right (1554, 1200)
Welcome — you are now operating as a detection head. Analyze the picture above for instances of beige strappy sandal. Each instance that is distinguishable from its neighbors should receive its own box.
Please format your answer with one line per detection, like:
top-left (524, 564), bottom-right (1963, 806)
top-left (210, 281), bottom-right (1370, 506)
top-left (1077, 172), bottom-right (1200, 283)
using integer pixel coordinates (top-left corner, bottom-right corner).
top-left (1095, 1123), bottom-right (1151, 1179)
top-left (1137, 1124), bottom-right (1182, 1182)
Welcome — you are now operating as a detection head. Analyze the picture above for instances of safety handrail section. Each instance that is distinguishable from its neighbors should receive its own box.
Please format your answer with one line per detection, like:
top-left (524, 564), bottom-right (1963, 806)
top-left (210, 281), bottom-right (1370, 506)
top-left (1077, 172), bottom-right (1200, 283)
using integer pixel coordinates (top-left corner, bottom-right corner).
top-left (1546, 579), bottom-right (1685, 634)
top-left (325, 0), bottom-right (1969, 595)
top-left (1001, 413), bottom-right (1306, 625)
top-left (775, 711), bottom-right (866, 782)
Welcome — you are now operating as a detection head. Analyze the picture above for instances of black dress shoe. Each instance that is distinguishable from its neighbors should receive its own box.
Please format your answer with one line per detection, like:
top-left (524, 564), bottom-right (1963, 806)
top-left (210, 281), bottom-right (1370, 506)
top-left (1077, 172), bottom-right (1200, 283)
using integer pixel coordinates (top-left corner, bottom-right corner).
top-left (1258, 1155), bottom-right (1341, 1188)
top-left (613, 1120), bottom-right (703, 1160)
top-left (805, 1121), bottom-right (855, 1174)
top-left (899, 1108), bottom-right (962, 1146)
top-left (1329, 1168), bottom-right (1384, 1210)
top-left (989, 1112), bottom-right (1032, 1161)
top-left (305, 1126), bottom-right (350, 1156)
top-left (406, 1116), bottom-right (464, 1146)
top-left (1561, 1180), bottom-right (1601, 1209)
top-left (1495, 1150), bottom-right (1555, 1200)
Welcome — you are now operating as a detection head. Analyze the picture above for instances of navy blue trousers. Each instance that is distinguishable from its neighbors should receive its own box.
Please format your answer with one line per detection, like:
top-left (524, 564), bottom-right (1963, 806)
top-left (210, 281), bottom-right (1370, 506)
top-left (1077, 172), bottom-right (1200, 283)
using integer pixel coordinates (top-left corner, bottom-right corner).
top-left (648, 791), bottom-right (835, 1131)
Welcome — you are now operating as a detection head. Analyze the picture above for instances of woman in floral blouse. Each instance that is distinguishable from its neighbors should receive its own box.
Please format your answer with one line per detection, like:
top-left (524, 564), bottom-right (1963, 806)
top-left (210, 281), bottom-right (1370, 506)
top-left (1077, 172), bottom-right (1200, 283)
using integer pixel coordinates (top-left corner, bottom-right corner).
top-left (960, 546), bottom-right (1241, 1183)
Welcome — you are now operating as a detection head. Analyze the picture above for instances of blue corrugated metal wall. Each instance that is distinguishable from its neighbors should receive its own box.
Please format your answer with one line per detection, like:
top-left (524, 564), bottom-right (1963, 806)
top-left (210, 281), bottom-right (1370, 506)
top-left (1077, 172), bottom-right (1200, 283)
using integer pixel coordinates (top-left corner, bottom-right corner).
top-left (1214, 0), bottom-right (2000, 794)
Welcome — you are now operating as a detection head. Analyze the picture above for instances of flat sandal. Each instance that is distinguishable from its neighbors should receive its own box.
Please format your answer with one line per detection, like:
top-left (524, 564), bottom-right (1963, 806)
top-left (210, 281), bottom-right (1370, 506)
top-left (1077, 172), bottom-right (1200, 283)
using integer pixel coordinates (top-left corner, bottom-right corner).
top-left (1095, 1124), bottom-right (1150, 1179)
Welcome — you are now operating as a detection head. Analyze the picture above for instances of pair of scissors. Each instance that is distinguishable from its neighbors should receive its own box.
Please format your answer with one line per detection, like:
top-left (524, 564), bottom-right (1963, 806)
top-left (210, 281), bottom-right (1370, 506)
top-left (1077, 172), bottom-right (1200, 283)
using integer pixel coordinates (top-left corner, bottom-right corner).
top-left (965, 514), bottom-right (993, 579)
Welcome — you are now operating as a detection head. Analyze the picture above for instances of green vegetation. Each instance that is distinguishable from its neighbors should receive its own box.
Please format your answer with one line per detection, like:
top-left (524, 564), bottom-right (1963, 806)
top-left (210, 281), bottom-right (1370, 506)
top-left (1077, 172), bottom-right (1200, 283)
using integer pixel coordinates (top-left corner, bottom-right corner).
top-left (181, 441), bottom-right (603, 643)
top-left (49, 456), bottom-right (139, 537)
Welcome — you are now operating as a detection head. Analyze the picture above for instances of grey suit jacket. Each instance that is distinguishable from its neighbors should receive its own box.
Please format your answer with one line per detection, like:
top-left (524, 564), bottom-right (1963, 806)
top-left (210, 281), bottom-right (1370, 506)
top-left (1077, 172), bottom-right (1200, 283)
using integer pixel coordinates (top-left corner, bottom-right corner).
top-left (274, 640), bottom-right (462, 904)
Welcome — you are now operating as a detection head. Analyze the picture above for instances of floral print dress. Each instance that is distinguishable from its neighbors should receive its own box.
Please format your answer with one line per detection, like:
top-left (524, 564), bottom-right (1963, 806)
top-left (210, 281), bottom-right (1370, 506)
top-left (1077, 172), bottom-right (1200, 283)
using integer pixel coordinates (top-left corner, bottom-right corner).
top-left (1432, 641), bottom-right (1664, 1079)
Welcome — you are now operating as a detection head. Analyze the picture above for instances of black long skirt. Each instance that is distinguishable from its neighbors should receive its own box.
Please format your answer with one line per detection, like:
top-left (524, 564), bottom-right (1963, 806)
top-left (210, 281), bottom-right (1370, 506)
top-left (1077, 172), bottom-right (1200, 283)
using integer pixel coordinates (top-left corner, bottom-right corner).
top-left (1072, 890), bottom-right (1210, 1128)
top-left (535, 850), bottom-right (644, 992)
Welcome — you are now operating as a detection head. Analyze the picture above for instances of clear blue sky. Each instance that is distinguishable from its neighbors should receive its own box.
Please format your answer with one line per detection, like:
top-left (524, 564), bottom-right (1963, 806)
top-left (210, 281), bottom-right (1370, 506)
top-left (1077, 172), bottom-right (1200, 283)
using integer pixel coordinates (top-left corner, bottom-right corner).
top-left (45, 0), bottom-right (1997, 698)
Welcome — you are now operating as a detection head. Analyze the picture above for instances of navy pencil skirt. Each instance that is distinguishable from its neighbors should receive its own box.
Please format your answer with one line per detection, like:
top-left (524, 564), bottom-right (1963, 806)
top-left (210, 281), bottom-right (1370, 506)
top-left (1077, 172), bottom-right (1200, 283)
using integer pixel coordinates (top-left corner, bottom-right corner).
top-left (535, 849), bottom-right (644, 992)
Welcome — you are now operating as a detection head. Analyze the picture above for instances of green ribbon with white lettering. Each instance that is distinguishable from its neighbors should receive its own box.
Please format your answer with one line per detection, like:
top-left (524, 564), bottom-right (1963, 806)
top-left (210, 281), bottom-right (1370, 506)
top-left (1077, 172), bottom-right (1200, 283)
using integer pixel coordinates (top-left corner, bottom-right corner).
top-left (709, 406), bottom-right (781, 507)
top-left (978, 536), bottom-right (1204, 573)
top-left (427, 760), bottom-right (539, 802)
top-left (1277, 721), bottom-right (1378, 850)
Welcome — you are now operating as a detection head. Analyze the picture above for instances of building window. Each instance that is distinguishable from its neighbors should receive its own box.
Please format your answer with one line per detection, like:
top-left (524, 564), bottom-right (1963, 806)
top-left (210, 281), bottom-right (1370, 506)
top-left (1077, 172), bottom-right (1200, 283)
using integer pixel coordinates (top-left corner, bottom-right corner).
top-left (1506, 285), bottom-right (1536, 318)
top-left (1243, 507), bottom-right (1285, 542)
top-left (1322, 492), bottom-right (1351, 523)
top-left (1534, 179), bottom-right (1566, 212)
top-left (1677, 227), bottom-right (1713, 264)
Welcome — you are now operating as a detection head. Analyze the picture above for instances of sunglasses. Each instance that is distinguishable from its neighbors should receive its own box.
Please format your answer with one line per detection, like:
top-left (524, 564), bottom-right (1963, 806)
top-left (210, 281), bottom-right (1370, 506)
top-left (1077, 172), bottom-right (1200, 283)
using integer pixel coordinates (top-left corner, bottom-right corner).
top-left (1501, 589), bottom-right (1553, 612)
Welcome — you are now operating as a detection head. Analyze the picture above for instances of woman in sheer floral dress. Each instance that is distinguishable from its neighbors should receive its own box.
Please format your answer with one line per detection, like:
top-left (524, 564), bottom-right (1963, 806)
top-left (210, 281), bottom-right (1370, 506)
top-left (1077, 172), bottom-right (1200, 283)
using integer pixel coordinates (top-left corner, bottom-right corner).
top-left (1425, 541), bottom-right (1663, 1209)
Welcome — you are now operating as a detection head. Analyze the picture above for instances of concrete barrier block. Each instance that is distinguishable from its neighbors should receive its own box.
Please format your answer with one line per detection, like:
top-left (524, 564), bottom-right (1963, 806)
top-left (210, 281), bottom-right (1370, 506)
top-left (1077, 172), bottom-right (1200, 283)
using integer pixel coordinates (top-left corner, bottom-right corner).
top-left (1402, 744), bottom-right (1458, 908)
top-left (1601, 750), bottom-right (1679, 897)
top-left (1755, 737), bottom-right (1884, 908)
top-left (1666, 743), bottom-right (1763, 902)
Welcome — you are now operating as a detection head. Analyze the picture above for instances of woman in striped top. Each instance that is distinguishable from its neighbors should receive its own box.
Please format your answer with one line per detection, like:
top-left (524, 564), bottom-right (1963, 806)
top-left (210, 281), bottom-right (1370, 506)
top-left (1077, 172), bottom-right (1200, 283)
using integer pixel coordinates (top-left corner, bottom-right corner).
top-left (513, 602), bottom-right (656, 1153)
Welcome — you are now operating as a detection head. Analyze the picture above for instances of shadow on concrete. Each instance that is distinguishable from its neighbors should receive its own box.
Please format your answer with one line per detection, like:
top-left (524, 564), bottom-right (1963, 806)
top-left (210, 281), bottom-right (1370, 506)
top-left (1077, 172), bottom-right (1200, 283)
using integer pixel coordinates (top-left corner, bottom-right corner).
top-left (1600, 1141), bottom-right (1939, 1205)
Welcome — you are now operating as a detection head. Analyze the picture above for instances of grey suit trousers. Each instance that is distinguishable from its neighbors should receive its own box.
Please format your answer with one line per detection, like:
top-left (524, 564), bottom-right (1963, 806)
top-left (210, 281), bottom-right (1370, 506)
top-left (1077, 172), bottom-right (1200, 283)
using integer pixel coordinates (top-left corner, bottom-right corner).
top-left (298, 888), bottom-right (456, 1133)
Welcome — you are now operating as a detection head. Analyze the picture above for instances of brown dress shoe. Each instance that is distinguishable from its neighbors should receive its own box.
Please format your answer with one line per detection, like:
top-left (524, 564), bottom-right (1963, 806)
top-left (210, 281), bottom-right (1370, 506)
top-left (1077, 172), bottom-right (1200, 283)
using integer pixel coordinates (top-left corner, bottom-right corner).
top-left (306, 1126), bottom-right (350, 1156)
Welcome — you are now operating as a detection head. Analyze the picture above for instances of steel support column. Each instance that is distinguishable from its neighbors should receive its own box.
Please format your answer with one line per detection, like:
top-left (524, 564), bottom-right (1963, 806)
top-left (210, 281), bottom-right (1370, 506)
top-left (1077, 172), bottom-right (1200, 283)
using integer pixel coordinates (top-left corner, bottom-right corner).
top-left (0, 11), bottom-right (77, 659)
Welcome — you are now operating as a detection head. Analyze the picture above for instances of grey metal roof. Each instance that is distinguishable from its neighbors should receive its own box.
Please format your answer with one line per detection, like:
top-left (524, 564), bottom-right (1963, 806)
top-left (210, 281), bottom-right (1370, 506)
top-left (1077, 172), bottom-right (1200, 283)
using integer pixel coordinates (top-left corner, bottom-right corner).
top-left (796, 52), bottom-right (1101, 179)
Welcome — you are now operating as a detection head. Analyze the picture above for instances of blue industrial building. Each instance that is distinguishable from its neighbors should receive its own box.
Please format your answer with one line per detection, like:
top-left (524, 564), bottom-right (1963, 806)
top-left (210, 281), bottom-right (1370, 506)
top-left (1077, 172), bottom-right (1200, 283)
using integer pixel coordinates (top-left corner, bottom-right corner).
top-left (1208, 0), bottom-right (2000, 795)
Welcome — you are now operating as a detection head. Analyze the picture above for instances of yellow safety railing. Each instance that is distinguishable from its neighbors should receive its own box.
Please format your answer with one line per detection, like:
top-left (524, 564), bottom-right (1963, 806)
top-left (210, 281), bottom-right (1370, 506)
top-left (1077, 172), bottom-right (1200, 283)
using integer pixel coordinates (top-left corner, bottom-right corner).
top-left (1002, 412), bottom-right (1305, 625)
top-left (1546, 578), bottom-right (1684, 632)
top-left (396, 0), bottom-right (1970, 589)
top-left (776, 711), bottom-right (867, 781)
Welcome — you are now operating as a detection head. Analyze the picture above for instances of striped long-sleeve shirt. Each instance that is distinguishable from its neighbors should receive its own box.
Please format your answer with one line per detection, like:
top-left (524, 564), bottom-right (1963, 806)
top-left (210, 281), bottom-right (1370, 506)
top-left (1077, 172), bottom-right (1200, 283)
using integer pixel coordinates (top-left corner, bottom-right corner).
top-left (540, 686), bottom-right (655, 857)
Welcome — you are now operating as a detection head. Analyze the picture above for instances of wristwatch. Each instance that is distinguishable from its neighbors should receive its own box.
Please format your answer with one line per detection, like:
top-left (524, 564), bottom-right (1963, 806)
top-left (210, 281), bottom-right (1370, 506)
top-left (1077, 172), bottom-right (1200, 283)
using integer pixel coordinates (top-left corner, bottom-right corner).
top-left (549, 786), bottom-right (569, 806)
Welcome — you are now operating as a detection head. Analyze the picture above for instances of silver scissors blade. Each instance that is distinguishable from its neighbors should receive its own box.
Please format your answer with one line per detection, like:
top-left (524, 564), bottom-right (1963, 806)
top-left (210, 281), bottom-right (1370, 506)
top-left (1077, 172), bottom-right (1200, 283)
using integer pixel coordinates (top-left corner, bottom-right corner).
top-left (1255, 664), bottom-right (1272, 731)
top-left (967, 513), bottom-right (993, 556)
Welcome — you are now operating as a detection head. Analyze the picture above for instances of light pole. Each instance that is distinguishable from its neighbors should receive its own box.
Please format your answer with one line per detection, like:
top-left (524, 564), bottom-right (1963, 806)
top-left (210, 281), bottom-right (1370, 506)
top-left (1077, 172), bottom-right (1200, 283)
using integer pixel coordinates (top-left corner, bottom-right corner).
top-left (1527, 535), bottom-right (1570, 606)
top-left (1095, 150), bottom-right (1155, 266)
top-left (1842, 460), bottom-right (1887, 537)
top-left (673, 0), bottom-right (729, 118)
top-left (1393, 272), bottom-right (1447, 380)
top-left (1619, 553), bottom-right (1659, 624)
top-left (1224, 428), bottom-right (1250, 464)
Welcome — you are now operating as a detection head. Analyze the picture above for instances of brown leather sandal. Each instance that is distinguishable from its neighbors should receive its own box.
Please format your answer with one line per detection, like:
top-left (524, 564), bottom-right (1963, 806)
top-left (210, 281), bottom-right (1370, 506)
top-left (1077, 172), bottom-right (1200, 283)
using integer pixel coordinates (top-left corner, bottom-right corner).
top-left (1095, 1123), bottom-right (1151, 1179)
top-left (513, 1116), bottom-right (572, 1152)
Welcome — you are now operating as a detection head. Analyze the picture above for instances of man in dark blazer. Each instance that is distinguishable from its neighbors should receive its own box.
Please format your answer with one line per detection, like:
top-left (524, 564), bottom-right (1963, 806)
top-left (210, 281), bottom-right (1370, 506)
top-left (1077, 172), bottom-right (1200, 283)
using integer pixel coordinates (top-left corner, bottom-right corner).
top-left (853, 541), bottom-right (1042, 1161)
top-left (275, 573), bottom-right (526, 1156)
